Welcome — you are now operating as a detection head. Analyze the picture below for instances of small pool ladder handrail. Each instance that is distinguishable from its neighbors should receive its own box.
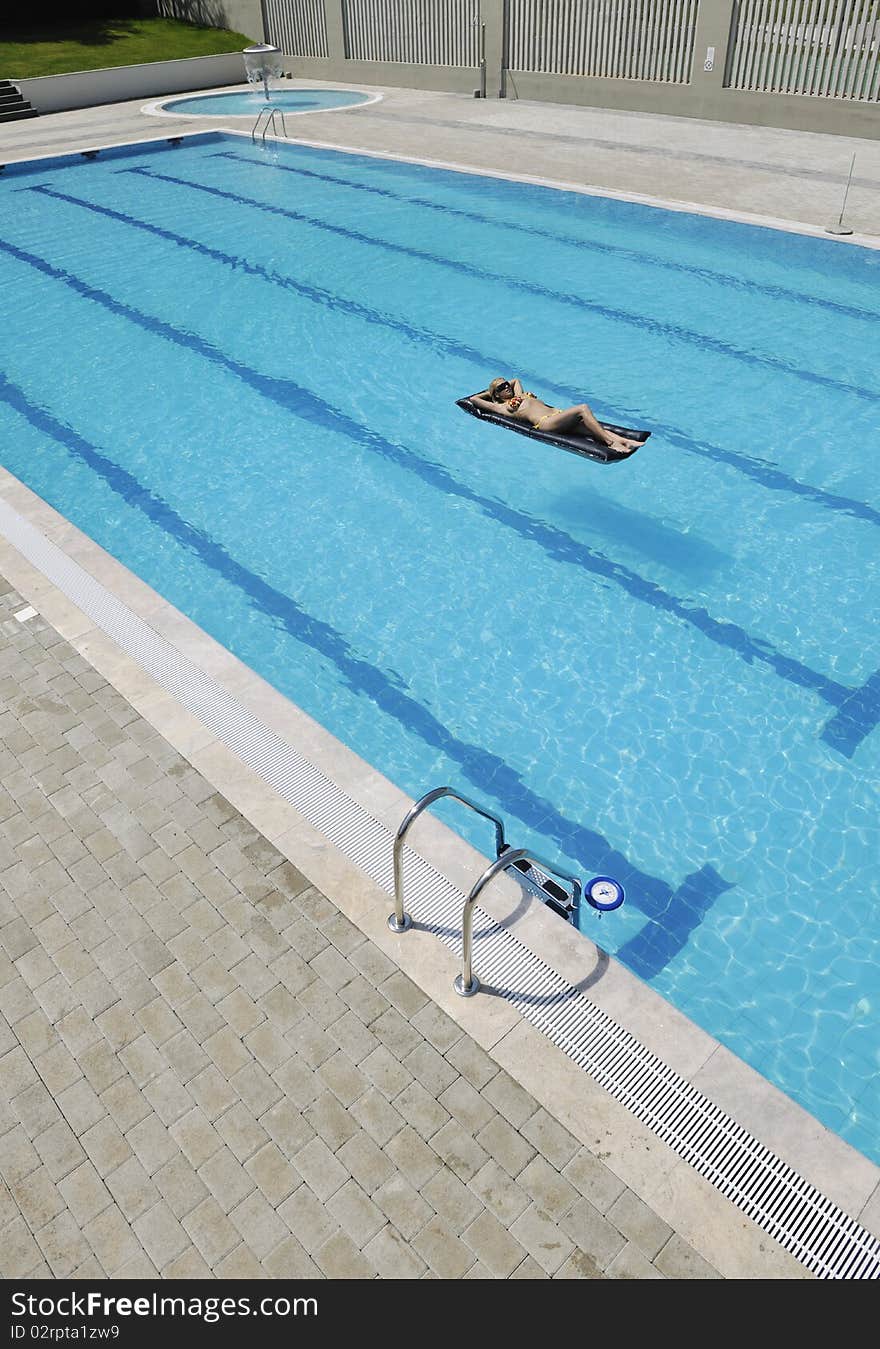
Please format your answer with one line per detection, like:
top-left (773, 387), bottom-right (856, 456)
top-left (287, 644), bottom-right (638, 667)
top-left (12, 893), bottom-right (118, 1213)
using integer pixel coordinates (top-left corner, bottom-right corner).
top-left (252, 103), bottom-right (288, 142)
top-left (388, 786), bottom-right (584, 998)
top-left (389, 786), bottom-right (507, 933)
top-left (455, 848), bottom-right (582, 997)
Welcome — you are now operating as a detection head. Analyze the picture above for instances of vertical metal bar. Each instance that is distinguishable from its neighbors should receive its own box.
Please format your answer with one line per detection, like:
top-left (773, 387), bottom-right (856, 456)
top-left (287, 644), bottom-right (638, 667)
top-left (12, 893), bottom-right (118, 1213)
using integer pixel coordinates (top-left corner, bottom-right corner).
top-left (816, 0), bottom-right (842, 95)
top-left (583, 0), bottom-right (597, 75)
top-left (768, 0), bottom-right (790, 90)
top-left (835, 1), bottom-right (855, 98)
top-left (633, 0), bottom-right (647, 80)
top-left (841, 4), bottom-right (868, 98)
top-left (824, 0), bottom-right (845, 95)
top-left (604, 0), bottom-right (618, 76)
top-left (665, 0), bottom-right (677, 81)
top-left (644, 0), bottom-right (660, 81)
top-left (601, 0), bottom-right (614, 78)
top-left (658, 0), bottom-right (675, 81)
top-left (784, 0), bottom-right (803, 90)
top-left (730, 0), bottom-right (749, 88)
top-left (740, 0), bottom-right (762, 88)
top-left (862, 10), bottom-right (880, 100)
top-left (569, 0), bottom-right (584, 76)
top-left (572, 0), bottom-right (584, 75)
top-left (678, 0), bottom-right (691, 82)
top-left (802, 0), bottom-right (828, 93)
top-left (620, 0), bottom-right (633, 79)
top-left (674, 0), bottom-right (692, 82)
top-left (753, 0), bottom-right (774, 90)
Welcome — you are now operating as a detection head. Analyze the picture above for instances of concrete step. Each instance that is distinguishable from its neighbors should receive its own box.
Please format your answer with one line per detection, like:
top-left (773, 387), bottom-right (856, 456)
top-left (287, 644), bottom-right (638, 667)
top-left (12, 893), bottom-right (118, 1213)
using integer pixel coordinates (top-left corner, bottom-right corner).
top-left (0, 81), bottom-right (38, 118)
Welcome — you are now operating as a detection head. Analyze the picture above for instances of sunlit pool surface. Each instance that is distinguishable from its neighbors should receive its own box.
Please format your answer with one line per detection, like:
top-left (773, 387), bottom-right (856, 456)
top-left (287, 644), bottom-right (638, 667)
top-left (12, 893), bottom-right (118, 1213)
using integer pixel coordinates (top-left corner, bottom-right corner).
top-left (2, 132), bottom-right (878, 1161)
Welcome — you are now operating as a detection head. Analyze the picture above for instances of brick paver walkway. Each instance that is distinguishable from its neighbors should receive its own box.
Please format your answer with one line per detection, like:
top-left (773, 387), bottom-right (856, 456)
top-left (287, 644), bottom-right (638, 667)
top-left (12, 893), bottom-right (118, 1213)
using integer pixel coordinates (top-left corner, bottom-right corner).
top-left (0, 576), bottom-right (720, 1279)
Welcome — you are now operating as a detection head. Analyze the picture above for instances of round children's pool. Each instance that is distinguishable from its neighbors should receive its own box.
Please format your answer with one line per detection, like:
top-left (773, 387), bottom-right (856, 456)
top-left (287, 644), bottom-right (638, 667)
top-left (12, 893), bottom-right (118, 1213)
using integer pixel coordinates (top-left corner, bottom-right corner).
top-left (158, 88), bottom-right (374, 117)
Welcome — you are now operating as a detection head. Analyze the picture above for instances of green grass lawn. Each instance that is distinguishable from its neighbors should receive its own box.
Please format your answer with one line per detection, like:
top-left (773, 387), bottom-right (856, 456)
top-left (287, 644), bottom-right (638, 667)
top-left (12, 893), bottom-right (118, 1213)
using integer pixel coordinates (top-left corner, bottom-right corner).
top-left (0, 18), bottom-right (254, 79)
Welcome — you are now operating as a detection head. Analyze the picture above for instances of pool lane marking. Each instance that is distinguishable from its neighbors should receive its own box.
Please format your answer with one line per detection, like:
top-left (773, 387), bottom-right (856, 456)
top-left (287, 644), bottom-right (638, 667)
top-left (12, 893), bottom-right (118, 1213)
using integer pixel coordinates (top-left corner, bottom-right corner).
top-left (820, 669), bottom-right (880, 758)
top-left (55, 173), bottom-right (879, 532)
top-left (1, 229), bottom-right (870, 738)
top-left (0, 366), bottom-right (731, 956)
top-left (122, 165), bottom-right (879, 408)
top-left (212, 147), bottom-right (880, 328)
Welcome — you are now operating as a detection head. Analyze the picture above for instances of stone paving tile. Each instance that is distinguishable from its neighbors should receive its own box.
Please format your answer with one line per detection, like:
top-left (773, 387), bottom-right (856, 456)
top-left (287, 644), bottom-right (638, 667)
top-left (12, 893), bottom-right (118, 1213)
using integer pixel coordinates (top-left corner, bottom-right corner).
top-left (518, 1155), bottom-right (579, 1220)
top-left (0, 583), bottom-right (735, 1280)
top-left (313, 1231), bottom-right (374, 1279)
top-left (606, 1241), bottom-right (666, 1279)
top-left (262, 1233), bottom-right (321, 1279)
top-left (245, 1139), bottom-right (301, 1206)
top-left (197, 1145), bottom-right (256, 1214)
top-left (462, 1209), bottom-right (529, 1278)
top-left (372, 1174), bottom-right (434, 1241)
top-left (228, 1189), bottom-right (288, 1260)
top-left (563, 1148), bottom-right (627, 1214)
top-left (470, 1159), bottom-right (532, 1227)
top-left (277, 1186), bottom-right (338, 1255)
top-left (182, 1196), bottom-right (240, 1269)
top-left (560, 1197), bottom-right (627, 1270)
top-left (606, 1188), bottom-right (674, 1260)
top-left (422, 1167), bottom-right (483, 1230)
top-left (413, 1214), bottom-right (476, 1279)
top-left (510, 1203), bottom-right (576, 1275)
top-left (654, 1233), bottom-right (722, 1279)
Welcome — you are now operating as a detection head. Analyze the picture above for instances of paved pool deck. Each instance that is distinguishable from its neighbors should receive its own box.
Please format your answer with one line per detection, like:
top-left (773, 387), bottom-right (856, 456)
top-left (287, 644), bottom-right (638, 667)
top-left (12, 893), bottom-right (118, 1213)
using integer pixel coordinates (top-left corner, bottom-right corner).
top-left (2, 78), bottom-right (879, 239)
top-left (0, 83), bottom-right (878, 1281)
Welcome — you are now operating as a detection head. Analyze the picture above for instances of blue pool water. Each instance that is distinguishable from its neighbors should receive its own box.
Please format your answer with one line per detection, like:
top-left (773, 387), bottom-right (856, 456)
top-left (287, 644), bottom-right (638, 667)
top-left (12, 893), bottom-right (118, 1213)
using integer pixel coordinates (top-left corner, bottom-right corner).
top-left (2, 132), bottom-right (878, 1160)
top-left (161, 89), bottom-right (371, 116)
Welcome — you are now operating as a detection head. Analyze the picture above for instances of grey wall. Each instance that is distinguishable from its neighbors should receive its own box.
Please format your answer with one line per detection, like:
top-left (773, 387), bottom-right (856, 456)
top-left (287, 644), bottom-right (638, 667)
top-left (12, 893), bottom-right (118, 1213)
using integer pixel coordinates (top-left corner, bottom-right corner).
top-left (157, 0), bottom-right (265, 41)
top-left (18, 53), bottom-right (247, 114)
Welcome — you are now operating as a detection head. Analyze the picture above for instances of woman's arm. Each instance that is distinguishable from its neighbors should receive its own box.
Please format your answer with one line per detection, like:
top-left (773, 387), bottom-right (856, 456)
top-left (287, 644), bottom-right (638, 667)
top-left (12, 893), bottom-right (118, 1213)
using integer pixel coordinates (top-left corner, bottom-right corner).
top-left (511, 379), bottom-right (524, 397)
top-left (470, 394), bottom-right (505, 414)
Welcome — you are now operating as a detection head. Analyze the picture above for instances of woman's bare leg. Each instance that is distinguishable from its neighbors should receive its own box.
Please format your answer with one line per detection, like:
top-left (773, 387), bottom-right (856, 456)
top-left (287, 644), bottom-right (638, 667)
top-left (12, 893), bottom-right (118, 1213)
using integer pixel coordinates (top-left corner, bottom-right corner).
top-left (536, 404), bottom-right (641, 453)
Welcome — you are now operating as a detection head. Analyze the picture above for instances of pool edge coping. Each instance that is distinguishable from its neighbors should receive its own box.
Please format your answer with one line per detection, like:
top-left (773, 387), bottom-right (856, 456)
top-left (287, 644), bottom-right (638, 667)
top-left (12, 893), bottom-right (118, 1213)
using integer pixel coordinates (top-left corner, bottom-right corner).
top-left (140, 83), bottom-right (384, 122)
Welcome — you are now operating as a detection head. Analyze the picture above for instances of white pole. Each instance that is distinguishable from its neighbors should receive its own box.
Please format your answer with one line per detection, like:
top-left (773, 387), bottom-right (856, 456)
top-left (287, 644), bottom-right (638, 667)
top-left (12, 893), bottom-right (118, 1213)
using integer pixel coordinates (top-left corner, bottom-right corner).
top-left (826, 152), bottom-right (856, 235)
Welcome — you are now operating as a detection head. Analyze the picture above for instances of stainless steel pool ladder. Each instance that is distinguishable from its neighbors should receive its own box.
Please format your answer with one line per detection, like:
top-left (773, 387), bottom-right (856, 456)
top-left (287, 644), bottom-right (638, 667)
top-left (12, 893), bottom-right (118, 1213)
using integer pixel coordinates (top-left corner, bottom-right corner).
top-left (252, 104), bottom-right (288, 142)
top-left (389, 786), bottom-right (583, 997)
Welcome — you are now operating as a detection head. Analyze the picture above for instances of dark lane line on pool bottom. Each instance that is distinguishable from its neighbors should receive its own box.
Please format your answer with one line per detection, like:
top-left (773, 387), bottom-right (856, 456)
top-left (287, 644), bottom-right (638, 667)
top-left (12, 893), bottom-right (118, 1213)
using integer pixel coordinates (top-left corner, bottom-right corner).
top-left (126, 165), bottom-right (879, 407)
top-left (121, 165), bottom-right (880, 529)
top-left (0, 228), bottom-right (862, 731)
top-left (214, 147), bottom-right (880, 327)
top-left (0, 366), bottom-right (731, 972)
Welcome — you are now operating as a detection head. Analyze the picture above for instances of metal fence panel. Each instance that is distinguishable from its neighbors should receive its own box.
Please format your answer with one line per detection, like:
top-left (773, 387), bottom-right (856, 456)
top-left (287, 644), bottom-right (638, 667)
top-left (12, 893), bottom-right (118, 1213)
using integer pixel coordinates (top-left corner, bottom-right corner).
top-left (726, 0), bottom-right (880, 98)
top-left (508, 0), bottom-right (699, 82)
top-left (342, 0), bottom-right (480, 65)
top-left (264, 0), bottom-right (330, 58)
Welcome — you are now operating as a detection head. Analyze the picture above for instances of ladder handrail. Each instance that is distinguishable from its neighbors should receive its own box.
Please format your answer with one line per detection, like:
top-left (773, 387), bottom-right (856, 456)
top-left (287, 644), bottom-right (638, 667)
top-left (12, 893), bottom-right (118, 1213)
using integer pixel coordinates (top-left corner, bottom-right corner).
top-left (455, 849), bottom-right (582, 997)
top-left (388, 786), bottom-right (507, 933)
top-left (251, 104), bottom-right (288, 142)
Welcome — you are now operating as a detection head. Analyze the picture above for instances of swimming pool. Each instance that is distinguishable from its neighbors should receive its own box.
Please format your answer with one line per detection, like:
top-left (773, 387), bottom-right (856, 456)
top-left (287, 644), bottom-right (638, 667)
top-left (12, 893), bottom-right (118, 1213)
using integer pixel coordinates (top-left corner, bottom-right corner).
top-left (2, 131), bottom-right (878, 1162)
top-left (155, 88), bottom-right (374, 116)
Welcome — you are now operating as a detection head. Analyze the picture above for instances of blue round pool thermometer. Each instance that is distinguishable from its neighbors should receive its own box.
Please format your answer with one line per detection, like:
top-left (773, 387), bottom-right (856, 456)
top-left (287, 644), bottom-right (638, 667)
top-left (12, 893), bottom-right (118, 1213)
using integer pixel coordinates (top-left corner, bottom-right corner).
top-left (585, 876), bottom-right (625, 913)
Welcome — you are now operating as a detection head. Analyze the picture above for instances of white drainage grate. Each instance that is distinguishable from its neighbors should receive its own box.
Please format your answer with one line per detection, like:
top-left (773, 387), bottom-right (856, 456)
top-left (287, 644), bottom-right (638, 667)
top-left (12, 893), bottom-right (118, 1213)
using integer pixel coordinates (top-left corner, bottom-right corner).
top-left (1, 495), bottom-right (878, 1279)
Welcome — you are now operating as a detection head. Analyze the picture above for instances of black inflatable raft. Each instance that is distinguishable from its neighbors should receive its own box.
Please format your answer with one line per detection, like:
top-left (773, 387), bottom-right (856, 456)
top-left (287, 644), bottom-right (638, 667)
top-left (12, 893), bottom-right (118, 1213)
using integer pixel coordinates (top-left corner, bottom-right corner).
top-left (456, 394), bottom-right (650, 464)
